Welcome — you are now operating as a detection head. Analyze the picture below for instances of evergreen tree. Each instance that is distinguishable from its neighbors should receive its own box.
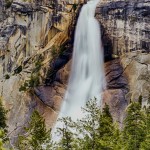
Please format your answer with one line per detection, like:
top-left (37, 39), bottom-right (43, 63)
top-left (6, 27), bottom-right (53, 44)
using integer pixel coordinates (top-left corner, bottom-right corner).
top-left (97, 104), bottom-right (116, 150)
top-left (111, 123), bottom-right (123, 150)
top-left (140, 97), bottom-right (150, 149)
top-left (55, 99), bottom-right (121, 150)
top-left (123, 100), bottom-right (146, 150)
top-left (17, 110), bottom-right (52, 150)
top-left (56, 117), bottom-right (75, 150)
top-left (76, 99), bottom-right (102, 150)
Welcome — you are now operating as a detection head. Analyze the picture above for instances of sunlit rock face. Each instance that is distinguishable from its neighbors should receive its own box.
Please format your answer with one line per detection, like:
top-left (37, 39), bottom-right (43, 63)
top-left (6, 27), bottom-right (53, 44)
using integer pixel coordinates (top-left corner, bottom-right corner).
top-left (120, 52), bottom-right (150, 106)
top-left (96, 0), bottom-right (150, 55)
top-left (97, 0), bottom-right (150, 123)
top-left (0, 0), bottom-right (80, 143)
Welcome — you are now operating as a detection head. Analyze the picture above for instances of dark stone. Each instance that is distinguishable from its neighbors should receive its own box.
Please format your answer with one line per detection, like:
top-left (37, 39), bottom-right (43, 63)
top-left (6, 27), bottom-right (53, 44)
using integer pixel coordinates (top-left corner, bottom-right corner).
top-left (34, 86), bottom-right (54, 107)
top-left (101, 25), bottom-right (113, 61)
top-left (0, 25), bottom-right (17, 38)
top-left (103, 58), bottom-right (129, 125)
top-left (11, 2), bottom-right (34, 14)
top-left (105, 59), bottom-right (128, 91)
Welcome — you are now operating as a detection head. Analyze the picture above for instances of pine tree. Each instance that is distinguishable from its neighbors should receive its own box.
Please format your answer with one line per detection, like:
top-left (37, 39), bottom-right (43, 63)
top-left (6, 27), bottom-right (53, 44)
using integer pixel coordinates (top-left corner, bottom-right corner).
top-left (111, 123), bottom-right (123, 150)
top-left (56, 117), bottom-right (75, 150)
top-left (97, 104), bottom-right (115, 150)
top-left (56, 99), bottom-right (120, 150)
top-left (55, 99), bottom-right (102, 150)
top-left (140, 96), bottom-right (150, 150)
top-left (123, 100), bottom-right (146, 150)
top-left (17, 110), bottom-right (52, 150)
top-left (76, 99), bottom-right (102, 150)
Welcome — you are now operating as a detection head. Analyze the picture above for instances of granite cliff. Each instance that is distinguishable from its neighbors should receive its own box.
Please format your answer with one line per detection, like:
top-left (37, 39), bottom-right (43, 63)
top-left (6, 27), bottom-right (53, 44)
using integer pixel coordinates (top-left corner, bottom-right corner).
top-left (0, 0), bottom-right (149, 142)
top-left (96, 0), bottom-right (150, 124)
top-left (0, 0), bottom-right (82, 142)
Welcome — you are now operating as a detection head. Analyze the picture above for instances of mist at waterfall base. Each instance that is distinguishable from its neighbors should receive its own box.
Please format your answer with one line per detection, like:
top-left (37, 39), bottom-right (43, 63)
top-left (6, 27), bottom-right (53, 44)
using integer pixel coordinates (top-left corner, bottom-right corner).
top-left (52, 0), bottom-right (106, 141)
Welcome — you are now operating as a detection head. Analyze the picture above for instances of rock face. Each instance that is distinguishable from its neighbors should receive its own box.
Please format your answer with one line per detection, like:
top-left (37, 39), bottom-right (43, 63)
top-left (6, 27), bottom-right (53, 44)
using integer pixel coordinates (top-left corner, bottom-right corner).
top-left (102, 59), bottom-right (128, 125)
top-left (0, 0), bottom-right (81, 143)
top-left (96, 0), bottom-right (150, 55)
top-left (96, 0), bottom-right (150, 123)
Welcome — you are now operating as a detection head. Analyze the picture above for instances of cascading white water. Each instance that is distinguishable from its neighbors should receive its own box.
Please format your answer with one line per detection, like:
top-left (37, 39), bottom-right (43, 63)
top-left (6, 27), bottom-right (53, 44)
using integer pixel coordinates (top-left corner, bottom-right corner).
top-left (52, 0), bottom-right (106, 139)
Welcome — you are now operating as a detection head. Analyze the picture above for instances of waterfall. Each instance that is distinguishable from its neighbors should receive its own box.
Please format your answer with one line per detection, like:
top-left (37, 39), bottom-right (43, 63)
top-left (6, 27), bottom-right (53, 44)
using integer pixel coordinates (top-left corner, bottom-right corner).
top-left (52, 0), bottom-right (106, 139)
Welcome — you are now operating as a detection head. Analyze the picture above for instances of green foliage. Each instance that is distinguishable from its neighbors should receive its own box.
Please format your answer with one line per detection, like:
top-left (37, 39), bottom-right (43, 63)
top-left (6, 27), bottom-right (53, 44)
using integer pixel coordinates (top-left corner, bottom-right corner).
top-left (138, 95), bottom-right (142, 107)
top-left (0, 99), bottom-right (7, 129)
top-left (140, 104), bottom-right (150, 150)
top-left (32, 55), bottom-right (44, 73)
top-left (57, 117), bottom-right (75, 150)
top-left (19, 55), bottom-right (44, 92)
top-left (97, 104), bottom-right (115, 149)
top-left (5, 0), bottom-right (13, 9)
top-left (54, 96), bottom-right (150, 150)
top-left (55, 99), bottom-right (119, 150)
top-left (4, 74), bottom-right (10, 80)
top-left (72, 4), bottom-right (78, 12)
top-left (0, 129), bottom-right (6, 150)
top-left (75, 99), bottom-right (102, 150)
top-left (17, 110), bottom-right (53, 150)
top-left (51, 46), bottom-right (59, 59)
top-left (14, 66), bottom-right (22, 74)
top-left (0, 99), bottom-right (8, 149)
top-left (12, 96), bottom-right (150, 149)
top-left (122, 97), bottom-right (146, 150)
top-left (19, 74), bottom-right (40, 92)
top-left (51, 44), bottom-right (66, 59)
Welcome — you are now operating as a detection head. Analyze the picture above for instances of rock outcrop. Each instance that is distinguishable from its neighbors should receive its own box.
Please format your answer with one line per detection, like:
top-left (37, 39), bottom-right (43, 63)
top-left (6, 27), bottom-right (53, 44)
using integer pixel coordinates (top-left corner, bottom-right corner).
top-left (0, 0), bottom-right (81, 143)
top-left (96, 0), bottom-right (150, 55)
top-left (96, 0), bottom-right (150, 123)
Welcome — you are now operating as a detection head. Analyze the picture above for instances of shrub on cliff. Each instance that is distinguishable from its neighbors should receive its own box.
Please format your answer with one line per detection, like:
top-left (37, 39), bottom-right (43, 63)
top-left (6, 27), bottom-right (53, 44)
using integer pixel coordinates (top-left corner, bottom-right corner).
top-left (0, 129), bottom-right (6, 150)
top-left (5, 0), bottom-right (13, 9)
top-left (0, 99), bottom-right (7, 130)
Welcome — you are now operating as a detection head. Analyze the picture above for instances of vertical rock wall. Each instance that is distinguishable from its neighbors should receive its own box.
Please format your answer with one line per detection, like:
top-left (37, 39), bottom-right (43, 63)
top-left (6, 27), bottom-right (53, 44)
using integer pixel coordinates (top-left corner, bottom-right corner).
top-left (96, 0), bottom-right (150, 124)
top-left (0, 0), bottom-right (81, 143)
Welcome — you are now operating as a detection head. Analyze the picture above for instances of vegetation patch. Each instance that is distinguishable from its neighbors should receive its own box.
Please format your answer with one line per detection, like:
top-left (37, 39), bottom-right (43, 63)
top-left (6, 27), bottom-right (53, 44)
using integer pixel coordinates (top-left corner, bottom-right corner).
top-left (4, 74), bottom-right (10, 80)
top-left (17, 110), bottom-right (52, 150)
top-left (5, 0), bottom-right (13, 9)
top-left (19, 55), bottom-right (44, 92)
top-left (1, 95), bottom-right (150, 149)
top-left (14, 66), bottom-right (23, 74)
top-left (51, 44), bottom-right (67, 60)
